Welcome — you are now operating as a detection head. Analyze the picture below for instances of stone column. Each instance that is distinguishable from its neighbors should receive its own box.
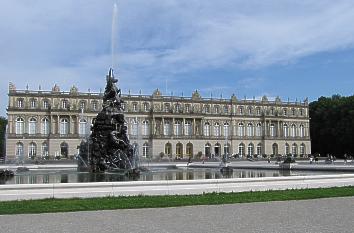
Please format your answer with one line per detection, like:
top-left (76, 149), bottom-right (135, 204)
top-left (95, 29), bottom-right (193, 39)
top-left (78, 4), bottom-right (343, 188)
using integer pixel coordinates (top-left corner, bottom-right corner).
top-left (57, 115), bottom-right (60, 135)
top-left (182, 118), bottom-right (185, 135)
top-left (193, 118), bottom-right (196, 136)
top-left (172, 117), bottom-right (175, 136)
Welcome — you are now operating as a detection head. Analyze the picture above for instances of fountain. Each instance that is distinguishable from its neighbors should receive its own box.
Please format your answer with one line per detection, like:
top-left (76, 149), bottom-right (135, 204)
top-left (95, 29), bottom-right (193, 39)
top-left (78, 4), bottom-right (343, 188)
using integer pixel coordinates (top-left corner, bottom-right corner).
top-left (78, 68), bottom-right (141, 176)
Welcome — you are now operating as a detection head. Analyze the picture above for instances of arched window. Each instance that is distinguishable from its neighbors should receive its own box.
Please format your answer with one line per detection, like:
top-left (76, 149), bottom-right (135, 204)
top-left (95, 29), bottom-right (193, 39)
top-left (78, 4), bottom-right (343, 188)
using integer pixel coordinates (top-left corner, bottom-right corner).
top-left (79, 119), bottom-right (87, 136)
top-left (238, 143), bottom-right (245, 157)
top-left (247, 123), bottom-right (254, 137)
top-left (256, 123), bottom-right (262, 137)
top-left (257, 143), bottom-right (262, 155)
top-left (238, 123), bottom-right (245, 137)
top-left (143, 142), bottom-right (149, 157)
top-left (165, 143), bottom-right (172, 156)
top-left (186, 143), bottom-right (193, 157)
top-left (285, 143), bottom-right (290, 155)
top-left (248, 107), bottom-right (252, 115)
top-left (174, 120), bottom-right (182, 136)
top-left (28, 142), bottom-right (37, 158)
top-left (184, 121), bottom-right (192, 136)
top-left (164, 120), bottom-right (171, 136)
top-left (224, 143), bottom-right (230, 155)
top-left (41, 142), bottom-right (49, 157)
top-left (214, 143), bottom-right (221, 156)
top-left (300, 143), bottom-right (306, 155)
top-left (16, 142), bottom-right (24, 158)
top-left (205, 143), bottom-right (211, 157)
top-left (15, 117), bottom-right (24, 135)
top-left (247, 143), bottom-right (254, 156)
top-left (214, 122), bottom-right (220, 137)
top-left (270, 123), bottom-right (276, 137)
top-left (59, 118), bottom-right (69, 135)
top-left (272, 143), bottom-right (278, 155)
top-left (204, 122), bottom-right (210, 136)
top-left (283, 124), bottom-right (289, 138)
top-left (176, 143), bottom-right (183, 157)
top-left (291, 124), bottom-right (296, 137)
top-left (299, 124), bottom-right (305, 137)
top-left (60, 142), bottom-right (68, 158)
top-left (223, 123), bottom-right (229, 137)
top-left (292, 143), bottom-right (298, 155)
top-left (214, 105), bottom-right (219, 114)
top-left (131, 118), bottom-right (138, 136)
top-left (28, 117), bottom-right (37, 135)
top-left (41, 118), bottom-right (50, 135)
top-left (142, 120), bottom-right (150, 136)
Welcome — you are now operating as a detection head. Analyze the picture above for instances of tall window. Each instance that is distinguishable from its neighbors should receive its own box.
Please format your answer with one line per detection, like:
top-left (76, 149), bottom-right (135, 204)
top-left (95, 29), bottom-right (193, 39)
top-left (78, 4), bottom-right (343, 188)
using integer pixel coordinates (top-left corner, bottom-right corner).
top-left (285, 143), bottom-right (290, 155)
top-left (257, 143), bottom-right (262, 155)
top-left (256, 107), bottom-right (261, 115)
top-left (60, 118), bottom-right (69, 135)
top-left (41, 142), bottom-right (49, 157)
top-left (131, 119), bottom-right (138, 136)
top-left (142, 120), bottom-right (150, 136)
top-left (43, 100), bottom-right (49, 109)
top-left (30, 99), bottom-right (37, 108)
top-left (247, 123), bottom-right (254, 137)
top-left (239, 106), bottom-right (244, 115)
top-left (174, 120), bottom-right (182, 136)
top-left (248, 107), bottom-right (252, 115)
top-left (175, 104), bottom-right (181, 113)
top-left (16, 142), bottom-right (24, 158)
top-left (205, 143), bottom-right (211, 157)
top-left (165, 143), bottom-right (172, 156)
top-left (204, 105), bottom-right (210, 113)
top-left (79, 101), bottom-right (86, 110)
top-left (143, 143), bottom-right (149, 157)
top-left (186, 143), bottom-right (193, 157)
top-left (247, 143), bottom-right (254, 156)
top-left (300, 144), bottom-right (306, 155)
top-left (238, 123), bottom-right (245, 136)
top-left (291, 124), bottom-right (296, 137)
top-left (292, 108), bottom-right (296, 116)
top-left (214, 122), bottom-right (220, 137)
top-left (28, 142), bottom-right (37, 158)
top-left (270, 123), bottom-right (276, 137)
top-left (256, 123), bottom-right (262, 137)
top-left (272, 143), bottom-right (278, 155)
top-left (164, 103), bottom-right (170, 113)
top-left (204, 122), bottom-right (210, 136)
top-left (17, 99), bottom-right (24, 108)
top-left (214, 105), bottom-right (219, 114)
top-left (15, 117), bottom-right (24, 135)
top-left (133, 103), bottom-right (138, 112)
top-left (91, 101), bottom-right (98, 111)
top-left (164, 120), bottom-right (171, 136)
top-left (28, 117), bottom-right (37, 135)
top-left (176, 143), bottom-right (183, 157)
top-left (238, 143), bottom-right (245, 156)
top-left (283, 124), bottom-right (289, 137)
top-left (41, 118), bottom-right (50, 135)
top-left (184, 121), bottom-right (192, 136)
top-left (185, 104), bottom-right (190, 113)
top-left (223, 123), bottom-right (229, 137)
top-left (283, 108), bottom-right (287, 116)
top-left (292, 143), bottom-right (297, 155)
top-left (299, 124), bottom-right (305, 137)
top-left (60, 142), bottom-right (69, 157)
top-left (79, 119), bottom-right (87, 136)
top-left (223, 105), bottom-right (229, 114)
top-left (143, 103), bottom-right (149, 112)
top-left (62, 100), bottom-right (68, 109)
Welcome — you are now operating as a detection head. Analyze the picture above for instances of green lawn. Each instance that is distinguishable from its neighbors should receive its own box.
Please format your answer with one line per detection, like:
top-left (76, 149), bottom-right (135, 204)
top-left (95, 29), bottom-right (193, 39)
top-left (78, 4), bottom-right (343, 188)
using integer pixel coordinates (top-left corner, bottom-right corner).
top-left (0, 186), bottom-right (353, 215)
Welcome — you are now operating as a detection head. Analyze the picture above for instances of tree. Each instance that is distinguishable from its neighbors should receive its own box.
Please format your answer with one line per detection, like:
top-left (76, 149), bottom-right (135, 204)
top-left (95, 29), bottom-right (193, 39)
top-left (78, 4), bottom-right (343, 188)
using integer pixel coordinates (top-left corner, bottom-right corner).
top-left (310, 95), bottom-right (354, 157)
top-left (0, 116), bottom-right (7, 159)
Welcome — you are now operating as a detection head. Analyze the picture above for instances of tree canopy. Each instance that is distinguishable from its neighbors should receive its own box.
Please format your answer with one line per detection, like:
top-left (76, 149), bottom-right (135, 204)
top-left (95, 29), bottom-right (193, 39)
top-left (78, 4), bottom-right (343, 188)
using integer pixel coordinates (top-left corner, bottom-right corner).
top-left (309, 95), bottom-right (354, 157)
top-left (0, 116), bottom-right (7, 158)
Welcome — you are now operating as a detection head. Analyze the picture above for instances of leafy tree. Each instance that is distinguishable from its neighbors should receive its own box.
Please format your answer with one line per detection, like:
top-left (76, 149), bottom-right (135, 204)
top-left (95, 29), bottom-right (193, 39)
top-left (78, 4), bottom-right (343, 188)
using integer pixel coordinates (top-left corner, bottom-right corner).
top-left (310, 95), bottom-right (354, 158)
top-left (0, 116), bottom-right (7, 158)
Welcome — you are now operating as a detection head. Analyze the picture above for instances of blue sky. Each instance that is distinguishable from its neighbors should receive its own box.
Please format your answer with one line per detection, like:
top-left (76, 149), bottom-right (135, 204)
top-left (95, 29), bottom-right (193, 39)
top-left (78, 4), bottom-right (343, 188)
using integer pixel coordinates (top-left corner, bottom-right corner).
top-left (1, 0), bottom-right (354, 116)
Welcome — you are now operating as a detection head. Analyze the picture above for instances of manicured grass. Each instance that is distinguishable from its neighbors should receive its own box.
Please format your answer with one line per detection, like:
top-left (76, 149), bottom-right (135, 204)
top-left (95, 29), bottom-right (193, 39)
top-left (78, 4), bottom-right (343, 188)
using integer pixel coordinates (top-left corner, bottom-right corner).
top-left (0, 186), bottom-right (353, 215)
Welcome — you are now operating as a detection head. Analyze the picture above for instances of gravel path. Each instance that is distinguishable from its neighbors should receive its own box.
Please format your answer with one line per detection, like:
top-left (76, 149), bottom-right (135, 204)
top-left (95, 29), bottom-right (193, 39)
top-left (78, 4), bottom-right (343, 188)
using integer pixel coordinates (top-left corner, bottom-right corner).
top-left (0, 197), bottom-right (353, 233)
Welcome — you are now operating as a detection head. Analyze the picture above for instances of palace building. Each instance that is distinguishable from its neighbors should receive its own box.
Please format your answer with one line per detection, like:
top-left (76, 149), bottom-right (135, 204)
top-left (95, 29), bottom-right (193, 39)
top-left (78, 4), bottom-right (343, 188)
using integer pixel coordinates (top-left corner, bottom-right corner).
top-left (6, 82), bottom-right (311, 161)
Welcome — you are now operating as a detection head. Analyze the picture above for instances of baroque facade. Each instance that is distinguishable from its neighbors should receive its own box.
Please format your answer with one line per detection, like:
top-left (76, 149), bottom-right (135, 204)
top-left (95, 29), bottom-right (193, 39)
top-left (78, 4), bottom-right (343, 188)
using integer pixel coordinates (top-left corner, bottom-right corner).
top-left (6, 82), bottom-right (311, 161)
